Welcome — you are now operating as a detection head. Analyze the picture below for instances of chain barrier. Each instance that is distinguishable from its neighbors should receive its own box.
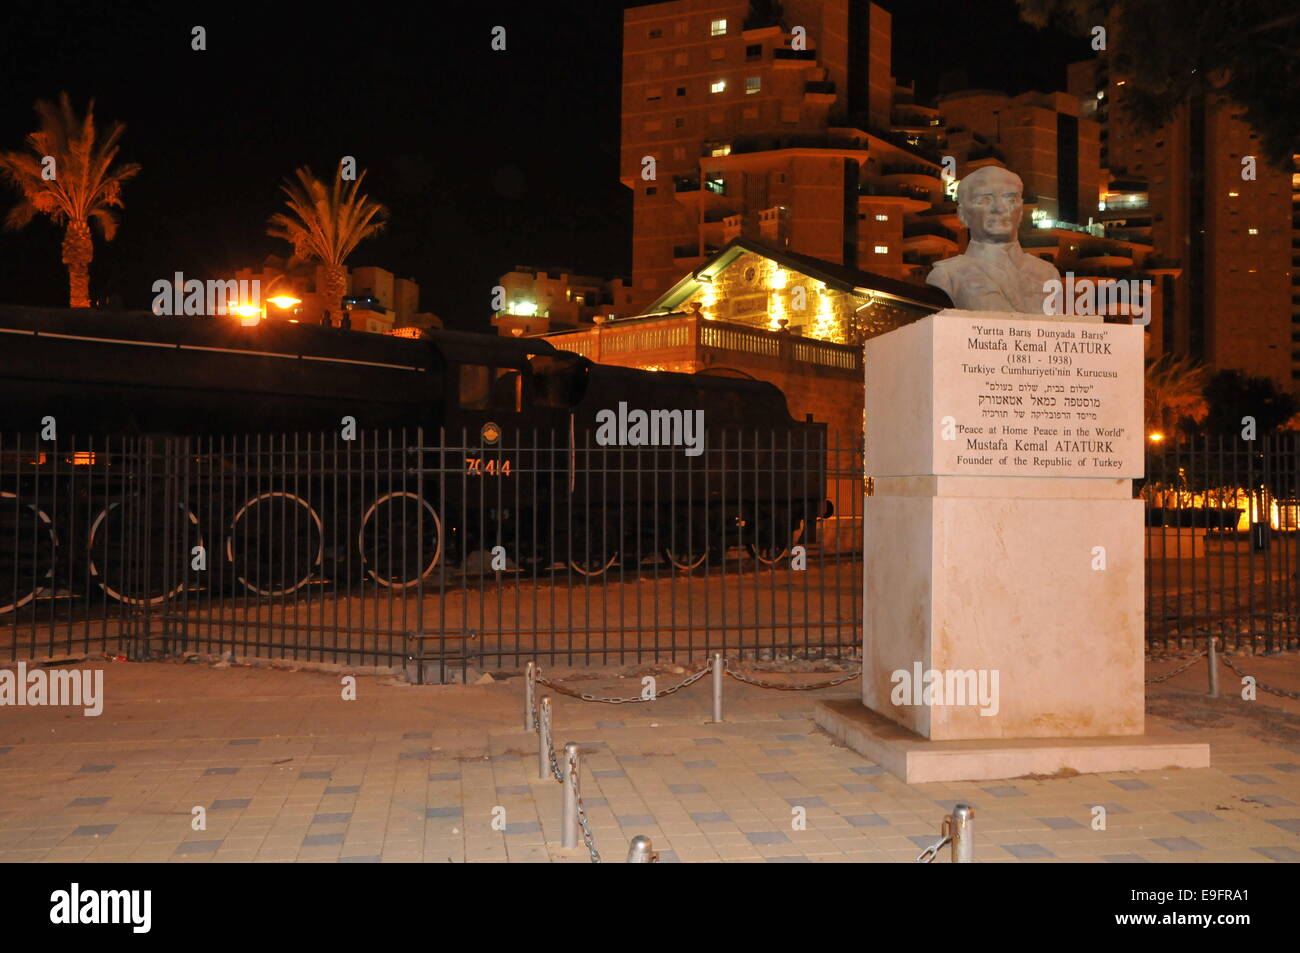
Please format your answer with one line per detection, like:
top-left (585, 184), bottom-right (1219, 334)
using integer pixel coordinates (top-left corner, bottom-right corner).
top-left (536, 664), bottom-right (712, 703)
top-left (541, 701), bottom-right (563, 782)
top-left (567, 754), bottom-right (601, 864)
top-left (1144, 651), bottom-right (1208, 684)
top-left (1221, 653), bottom-right (1300, 701)
top-left (724, 664), bottom-right (862, 691)
top-left (915, 834), bottom-right (952, 864)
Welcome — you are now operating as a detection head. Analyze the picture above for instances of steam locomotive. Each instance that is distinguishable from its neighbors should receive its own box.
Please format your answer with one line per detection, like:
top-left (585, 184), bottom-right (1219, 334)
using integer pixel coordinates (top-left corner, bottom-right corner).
top-left (0, 305), bottom-right (827, 611)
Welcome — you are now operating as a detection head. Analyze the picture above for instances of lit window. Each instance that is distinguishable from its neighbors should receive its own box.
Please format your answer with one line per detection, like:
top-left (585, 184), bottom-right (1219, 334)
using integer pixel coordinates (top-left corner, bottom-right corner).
top-left (710, 79), bottom-right (726, 94)
top-left (874, 245), bottom-right (888, 254)
top-left (1228, 191), bottom-right (1239, 197)
top-left (746, 77), bottom-right (761, 95)
top-left (709, 143), bottom-right (731, 157)
top-left (874, 214), bottom-right (888, 222)
top-left (648, 28), bottom-right (662, 39)
top-left (711, 19), bottom-right (727, 35)
top-left (1248, 228), bottom-right (1259, 234)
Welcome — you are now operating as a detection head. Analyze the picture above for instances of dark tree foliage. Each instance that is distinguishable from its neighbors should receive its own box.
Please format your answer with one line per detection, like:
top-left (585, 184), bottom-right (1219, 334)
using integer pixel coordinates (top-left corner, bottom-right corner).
top-left (1201, 369), bottom-right (1299, 436)
top-left (1017, 0), bottom-right (1299, 167)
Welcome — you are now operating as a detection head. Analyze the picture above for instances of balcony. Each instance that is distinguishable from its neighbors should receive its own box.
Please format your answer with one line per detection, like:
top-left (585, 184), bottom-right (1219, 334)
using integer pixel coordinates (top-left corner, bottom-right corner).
top-left (731, 133), bottom-right (867, 155)
top-left (804, 80), bottom-right (836, 102)
top-left (772, 48), bottom-right (815, 63)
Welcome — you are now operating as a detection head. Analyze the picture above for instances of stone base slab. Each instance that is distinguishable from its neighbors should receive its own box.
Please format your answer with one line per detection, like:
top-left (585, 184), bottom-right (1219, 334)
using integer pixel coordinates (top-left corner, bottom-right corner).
top-left (814, 698), bottom-right (1210, 784)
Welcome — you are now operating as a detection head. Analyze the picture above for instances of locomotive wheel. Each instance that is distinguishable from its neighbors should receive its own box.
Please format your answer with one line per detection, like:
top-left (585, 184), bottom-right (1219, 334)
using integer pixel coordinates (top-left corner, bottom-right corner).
top-left (566, 526), bottom-right (619, 577)
top-left (225, 491), bottom-right (323, 597)
top-left (87, 499), bottom-right (201, 606)
top-left (358, 491), bottom-right (443, 589)
top-left (0, 491), bottom-right (58, 615)
top-left (745, 512), bottom-right (804, 566)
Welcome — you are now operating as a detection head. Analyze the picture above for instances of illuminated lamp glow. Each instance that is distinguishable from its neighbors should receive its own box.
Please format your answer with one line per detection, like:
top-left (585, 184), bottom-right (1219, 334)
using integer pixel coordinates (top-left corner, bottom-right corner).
top-left (266, 295), bottom-right (302, 309)
top-left (511, 300), bottom-right (538, 316)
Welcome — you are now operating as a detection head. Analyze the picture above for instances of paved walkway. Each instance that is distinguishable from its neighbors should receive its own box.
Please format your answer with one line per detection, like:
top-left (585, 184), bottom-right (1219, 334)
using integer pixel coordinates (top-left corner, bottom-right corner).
top-left (0, 653), bottom-right (1298, 862)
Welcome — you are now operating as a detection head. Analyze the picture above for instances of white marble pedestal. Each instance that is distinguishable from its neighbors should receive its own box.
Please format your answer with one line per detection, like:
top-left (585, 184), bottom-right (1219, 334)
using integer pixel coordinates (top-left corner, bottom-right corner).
top-left (814, 310), bottom-right (1210, 781)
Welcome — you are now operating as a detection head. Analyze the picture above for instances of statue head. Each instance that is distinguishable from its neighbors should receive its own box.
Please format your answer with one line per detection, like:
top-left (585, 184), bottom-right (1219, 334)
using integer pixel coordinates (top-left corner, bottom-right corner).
top-left (956, 166), bottom-right (1024, 244)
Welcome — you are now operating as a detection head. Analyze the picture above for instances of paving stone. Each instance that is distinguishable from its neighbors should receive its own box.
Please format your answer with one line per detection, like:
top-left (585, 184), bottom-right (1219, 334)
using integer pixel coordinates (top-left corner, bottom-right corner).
top-left (582, 797), bottom-right (609, 808)
top-left (71, 825), bottom-right (117, 837)
top-left (212, 798), bottom-right (252, 810)
top-left (426, 807), bottom-right (463, 819)
top-left (691, 812), bottom-right (731, 824)
top-left (1252, 846), bottom-right (1300, 861)
top-left (204, 767), bottom-right (239, 776)
top-left (616, 815), bottom-right (657, 827)
top-left (1271, 763), bottom-right (1300, 774)
top-left (68, 797), bottom-right (110, 807)
top-left (693, 738), bottom-right (722, 746)
top-left (767, 855), bottom-right (810, 862)
top-left (982, 786), bottom-right (1026, 798)
top-left (1101, 854), bottom-right (1150, 863)
top-left (776, 734), bottom-right (806, 742)
top-left (299, 770), bottom-right (331, 780)
top-left (843, 814), bottom-right (889, 827)
top-left (851, 766), bottom-right (884, 776)
top-left (1243, 795), bottom-right (1295, 807)
top-left (324, 785), bottom-right (360, 795)
top-left (175, 841), bottom-right (222, 855)
top-left (1039, 817), bottom-right (1084, 830)
top-left (763, 748), bottom-right (796, 757)
top-left (758, 772), bottom-right (795, 782)
top-left (402, 732), bottom-right (432, 740)
top-left (1233, 774), bottom-right (1276, 785)
top-left (1109, 779), bottom-right (1151, 791)
top-left (1003, 843), bottom-right (1055, 859)
top-left (302, 833), bottom-right (344, 847)
top-left (312, 812), bottom-right (352, 825)
top-left (399, 751), bottom-right (431, 761)
top-left (496, 785), bottom-right (529, 796)
top-left (228, 738), bottom-right (259, 746)
top-left (657, 850), bottom-right (681, 863)
top-left (339, 855), bottom-right (382, 863)
top-left (1084, 802), bottom-right (1132, 814)
top-left (593, 769), bottom-right (626, 779)
top-left (786, 796), bottom-right (826, 808)
top-left (841, 783), bottom-right (880, 793)
top-left (79, 764), bottom-right (114, 774)
top-left (596, 721), bottom-right (623, 729)
top-left (489, 753), bottom-right (521, 762)
top-left (427, 773), bottom-right (461, 782)
top-left (1265, 818), bottom-right (1300, 833)
top-left (669, 784), bottom-right (705, 794)
top-left (504, 822), bottom-right (542, 835)
top-left (1173, 810), bottom-right (1224, 824)
top-left (744, 831), bottom-right (790, 845)
top-left (684, 760), bottom-right (716, 769)
top-left (1151, 837), bottom-right (1205, 851)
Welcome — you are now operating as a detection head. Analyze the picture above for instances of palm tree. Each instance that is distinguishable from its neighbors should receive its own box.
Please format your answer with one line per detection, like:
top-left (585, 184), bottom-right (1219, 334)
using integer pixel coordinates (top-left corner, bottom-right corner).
top-left (1145, 353), bottom-right (1209, 437)
top-left (267, 165), bottom-right (388, 317)
top-left (0, 93), bottom-right (141, 308)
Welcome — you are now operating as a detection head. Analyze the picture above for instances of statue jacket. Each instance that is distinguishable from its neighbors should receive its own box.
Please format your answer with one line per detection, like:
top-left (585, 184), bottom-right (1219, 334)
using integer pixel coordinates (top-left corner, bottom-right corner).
top-left (925, 240), bottom-right (1060, 314)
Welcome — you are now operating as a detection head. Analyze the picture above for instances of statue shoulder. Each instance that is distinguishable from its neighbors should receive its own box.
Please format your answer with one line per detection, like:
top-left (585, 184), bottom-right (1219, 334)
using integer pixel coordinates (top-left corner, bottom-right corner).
top-left (1022, 254), bottom-right (1060, 279)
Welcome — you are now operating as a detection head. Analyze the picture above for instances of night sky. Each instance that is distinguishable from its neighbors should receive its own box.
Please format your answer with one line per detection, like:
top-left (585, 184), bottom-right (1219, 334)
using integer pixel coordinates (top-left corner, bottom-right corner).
top-left (0, 0), bottom-right (1091, 330)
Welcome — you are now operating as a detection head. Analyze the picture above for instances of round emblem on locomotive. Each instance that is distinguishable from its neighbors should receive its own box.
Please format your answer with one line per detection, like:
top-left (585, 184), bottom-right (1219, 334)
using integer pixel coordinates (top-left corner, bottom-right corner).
top-left (481, 422), bottom-right (501, 445)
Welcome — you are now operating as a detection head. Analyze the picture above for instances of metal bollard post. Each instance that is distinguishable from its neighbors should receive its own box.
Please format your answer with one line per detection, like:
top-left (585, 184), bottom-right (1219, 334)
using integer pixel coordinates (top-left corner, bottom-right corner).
top-left (561, 742), bottom-right (580, 848)
top-left (627, 835), bottom-right (657, 863)
top-left (525, 661), bottom-right (536, 731)
top-left (711, 652), bottom-right (724, 723)
top-left (537, 696), bottom-right (552, 781)
top-left (949, 804), bottom-right (974, 863)
top-left (1207, 636), bottom-right (1219, 698)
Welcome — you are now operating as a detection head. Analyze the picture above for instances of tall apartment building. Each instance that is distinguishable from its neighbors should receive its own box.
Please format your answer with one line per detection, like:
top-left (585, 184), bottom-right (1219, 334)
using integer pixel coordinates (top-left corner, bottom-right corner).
top-left (1069, 57), bottom-right (1295, 390)
top-left (621, 0), bottom-right (929, 312)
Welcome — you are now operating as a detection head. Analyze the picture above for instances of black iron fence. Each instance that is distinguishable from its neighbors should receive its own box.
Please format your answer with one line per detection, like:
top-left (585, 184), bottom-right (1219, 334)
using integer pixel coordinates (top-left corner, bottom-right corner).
top-left (1142, 431), bottom-right (1300, 654)
top-left (0, 429), bottom-right (862, 681)
top-left (3, 429), bottom-right (1296, 678)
